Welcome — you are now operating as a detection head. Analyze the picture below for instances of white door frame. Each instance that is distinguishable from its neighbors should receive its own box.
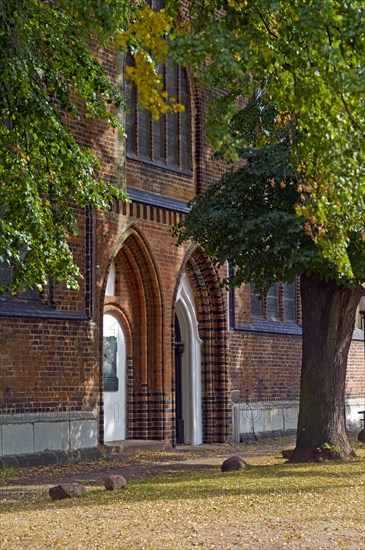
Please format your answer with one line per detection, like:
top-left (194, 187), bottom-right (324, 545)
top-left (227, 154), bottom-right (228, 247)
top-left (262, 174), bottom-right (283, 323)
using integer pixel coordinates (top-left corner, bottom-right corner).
top-left (103, 313), bottom-right (127, 442)
top-left (176, 274), bottom-right (203, 445)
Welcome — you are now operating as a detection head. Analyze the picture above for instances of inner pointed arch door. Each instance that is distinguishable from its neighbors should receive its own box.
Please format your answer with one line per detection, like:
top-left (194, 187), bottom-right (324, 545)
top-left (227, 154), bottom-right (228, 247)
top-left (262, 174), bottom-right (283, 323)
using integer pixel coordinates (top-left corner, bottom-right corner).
top-left (174, 315), bottom-right (185, 444)
top-left (103, 313), bottom-right (127, 442)
top-left (175, 274), bottom-right (202, 445)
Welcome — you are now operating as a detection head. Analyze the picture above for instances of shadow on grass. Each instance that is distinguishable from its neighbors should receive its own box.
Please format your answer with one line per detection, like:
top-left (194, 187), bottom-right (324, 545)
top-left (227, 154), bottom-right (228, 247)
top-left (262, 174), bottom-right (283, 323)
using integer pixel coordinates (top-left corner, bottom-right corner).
top-left (0, 455), bottom-right (363, 514)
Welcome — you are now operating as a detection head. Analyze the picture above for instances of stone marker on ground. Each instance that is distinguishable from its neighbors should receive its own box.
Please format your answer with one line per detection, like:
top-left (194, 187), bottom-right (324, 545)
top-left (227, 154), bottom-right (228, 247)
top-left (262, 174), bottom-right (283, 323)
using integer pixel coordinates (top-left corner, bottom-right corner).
top-left (104, 474), bottom-right (127, 490)
top-left (49, 482), bottom-right (87, 500)
top-left (221, 455), bottom-right (248, 472)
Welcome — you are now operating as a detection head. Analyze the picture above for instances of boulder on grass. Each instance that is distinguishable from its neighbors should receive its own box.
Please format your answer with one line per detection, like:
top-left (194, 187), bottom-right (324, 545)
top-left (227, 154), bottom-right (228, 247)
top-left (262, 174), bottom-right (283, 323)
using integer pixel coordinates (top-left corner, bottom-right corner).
top-left (221, 455), bottom-right (248, 472)
top-left (104, 475), bottom-right (127, 490)
top-left (49, 482), bottom-right (86, 500)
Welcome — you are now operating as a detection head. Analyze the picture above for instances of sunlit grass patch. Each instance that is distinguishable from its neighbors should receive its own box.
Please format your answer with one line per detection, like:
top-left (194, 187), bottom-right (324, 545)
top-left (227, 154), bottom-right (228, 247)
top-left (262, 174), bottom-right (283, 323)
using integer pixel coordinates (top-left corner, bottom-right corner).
top-left (1, 449), bottom-right (363, 549)
top-left (80, 448), bottom-right (364, 506)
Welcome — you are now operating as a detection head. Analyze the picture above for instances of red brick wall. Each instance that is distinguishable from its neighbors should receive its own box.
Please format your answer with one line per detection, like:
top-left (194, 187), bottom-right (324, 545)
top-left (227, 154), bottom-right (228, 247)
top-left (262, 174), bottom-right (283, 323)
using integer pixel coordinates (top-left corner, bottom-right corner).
top-left (346, 340), bottom-right (365, 399)
top-left (0, 317), bottom-right (98, 414)
top-left (228, 331), bottom-right (302, 401)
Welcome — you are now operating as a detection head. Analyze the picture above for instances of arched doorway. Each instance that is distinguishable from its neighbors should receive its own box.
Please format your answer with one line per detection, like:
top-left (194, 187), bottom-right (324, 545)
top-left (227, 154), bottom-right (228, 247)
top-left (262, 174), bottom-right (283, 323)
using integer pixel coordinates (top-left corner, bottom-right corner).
top-left (103, 227), bottom-right (164, 441)
top-left (103, 313), bottom-right (127, 442)
top-left (175, 274), bottom-right (202, 445)
top-left (177, 247), bottom-right (229, 443)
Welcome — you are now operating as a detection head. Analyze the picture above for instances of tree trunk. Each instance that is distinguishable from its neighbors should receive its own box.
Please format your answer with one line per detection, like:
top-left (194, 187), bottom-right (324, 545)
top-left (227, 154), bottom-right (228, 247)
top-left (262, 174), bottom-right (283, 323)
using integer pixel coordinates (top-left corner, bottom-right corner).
top-left (290, 274), bottom-right (363, 463)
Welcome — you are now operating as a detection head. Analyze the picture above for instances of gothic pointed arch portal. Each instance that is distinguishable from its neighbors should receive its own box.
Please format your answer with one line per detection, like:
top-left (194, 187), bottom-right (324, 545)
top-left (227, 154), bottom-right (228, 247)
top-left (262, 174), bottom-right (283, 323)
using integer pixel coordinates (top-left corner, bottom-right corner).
top-left (175, 273), bottom-right (203, 445)
top-left (102, 226), bottom-right (164, 442)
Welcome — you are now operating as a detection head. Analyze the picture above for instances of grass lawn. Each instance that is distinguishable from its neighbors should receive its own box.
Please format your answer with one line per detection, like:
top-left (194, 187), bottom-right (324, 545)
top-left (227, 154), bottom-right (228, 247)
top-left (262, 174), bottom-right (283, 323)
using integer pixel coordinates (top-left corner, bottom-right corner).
top-left (0, 447), bottom-right (364, 549)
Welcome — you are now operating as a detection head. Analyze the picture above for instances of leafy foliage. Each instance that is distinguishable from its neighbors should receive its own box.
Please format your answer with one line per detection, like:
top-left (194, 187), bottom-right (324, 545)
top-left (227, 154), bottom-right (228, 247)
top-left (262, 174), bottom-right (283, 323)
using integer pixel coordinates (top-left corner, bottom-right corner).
top-left (0, 0), bottom-right (129, 293)
top-left (168, 0), bottom-right (365, 276)
top-left (117, 3), bottom-right (185, 119)
top-left (175, 96), bottom-right (365, 293)
top-left (0, 0), bottom-right (195, 293)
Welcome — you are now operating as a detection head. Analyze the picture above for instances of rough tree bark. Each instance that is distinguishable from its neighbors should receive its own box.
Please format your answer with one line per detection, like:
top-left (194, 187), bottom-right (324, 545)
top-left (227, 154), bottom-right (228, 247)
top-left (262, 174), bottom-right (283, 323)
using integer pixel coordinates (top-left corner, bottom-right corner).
top-left (290, 273), bottom-right (363, 463)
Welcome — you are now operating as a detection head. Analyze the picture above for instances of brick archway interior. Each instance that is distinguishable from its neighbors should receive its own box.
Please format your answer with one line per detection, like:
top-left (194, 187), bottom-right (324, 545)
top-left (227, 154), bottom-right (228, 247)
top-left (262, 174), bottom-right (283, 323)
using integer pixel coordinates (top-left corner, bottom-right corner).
top-left (108, 231), bottom-right (164, 440)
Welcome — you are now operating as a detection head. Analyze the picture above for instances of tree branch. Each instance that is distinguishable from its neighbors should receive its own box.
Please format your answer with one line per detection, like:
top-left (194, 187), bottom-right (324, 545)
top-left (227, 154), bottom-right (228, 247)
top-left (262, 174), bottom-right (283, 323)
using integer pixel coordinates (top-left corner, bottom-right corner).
top-left (257, 9), bottom-right (278, 39)
top-left (340, 93), bottom-right (362, 131)
top-left (326, 25), bottom-right (332, 46)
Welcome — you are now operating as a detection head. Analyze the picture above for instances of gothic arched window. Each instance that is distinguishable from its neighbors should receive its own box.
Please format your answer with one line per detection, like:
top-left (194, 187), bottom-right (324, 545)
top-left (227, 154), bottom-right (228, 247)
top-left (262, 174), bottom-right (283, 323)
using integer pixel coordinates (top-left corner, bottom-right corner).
top-left (251, 281), bottom-right (298, 323)
top-left (126, 58), bottom-right (192, 173)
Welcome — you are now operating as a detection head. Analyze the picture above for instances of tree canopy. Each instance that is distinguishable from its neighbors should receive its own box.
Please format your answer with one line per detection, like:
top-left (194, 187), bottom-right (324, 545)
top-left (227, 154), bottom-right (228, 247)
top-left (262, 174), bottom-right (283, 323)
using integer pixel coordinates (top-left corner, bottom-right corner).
top-left (0, 0), bottom-right (132, 293)
top-left (2, 0), bottom-right (365, 294)
top-left (0, 0), bottom-right (189, 294)
top-left (175, 95), bottom-right (365, 293)
top-left (165, 0), bottom-right (365, 280)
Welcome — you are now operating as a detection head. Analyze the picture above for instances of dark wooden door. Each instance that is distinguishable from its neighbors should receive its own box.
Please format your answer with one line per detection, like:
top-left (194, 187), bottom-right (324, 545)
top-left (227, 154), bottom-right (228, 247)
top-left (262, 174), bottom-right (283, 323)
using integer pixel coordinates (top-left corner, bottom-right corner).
top-left (174, 315), bottom-right (185, 444)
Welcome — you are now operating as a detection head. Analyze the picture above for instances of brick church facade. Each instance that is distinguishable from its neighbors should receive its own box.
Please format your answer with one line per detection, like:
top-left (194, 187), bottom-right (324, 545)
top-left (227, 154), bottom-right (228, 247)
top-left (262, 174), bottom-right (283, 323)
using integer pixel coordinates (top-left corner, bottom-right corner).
top-left (0, 48), bottom-right (364, 458)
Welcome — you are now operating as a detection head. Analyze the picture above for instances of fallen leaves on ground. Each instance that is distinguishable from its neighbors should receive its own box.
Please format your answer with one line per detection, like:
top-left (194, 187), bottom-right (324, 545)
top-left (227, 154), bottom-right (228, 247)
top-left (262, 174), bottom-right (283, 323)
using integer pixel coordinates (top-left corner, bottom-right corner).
top-left (0, 441), bottom-right (364, 549)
